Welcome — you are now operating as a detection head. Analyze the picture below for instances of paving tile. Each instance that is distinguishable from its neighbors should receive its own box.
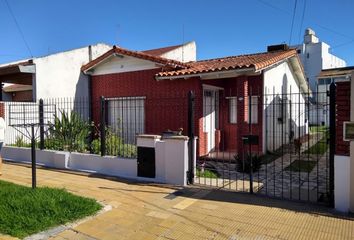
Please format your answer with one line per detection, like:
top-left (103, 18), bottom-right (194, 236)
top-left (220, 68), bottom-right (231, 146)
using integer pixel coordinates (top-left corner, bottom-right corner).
top-left (1, 163), bottom-right (353, 240)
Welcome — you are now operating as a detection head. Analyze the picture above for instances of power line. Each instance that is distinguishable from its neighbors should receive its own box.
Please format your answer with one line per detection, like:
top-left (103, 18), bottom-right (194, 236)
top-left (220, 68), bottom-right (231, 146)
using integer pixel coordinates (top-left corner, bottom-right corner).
top-left (3, 0), bottom-right (33, 58)
top-left (298, 0), bottom-right (307, 43)
top-left (256, 0), bottom-right (354, 43)
top-left (289, 0), bottom-right (298, 45)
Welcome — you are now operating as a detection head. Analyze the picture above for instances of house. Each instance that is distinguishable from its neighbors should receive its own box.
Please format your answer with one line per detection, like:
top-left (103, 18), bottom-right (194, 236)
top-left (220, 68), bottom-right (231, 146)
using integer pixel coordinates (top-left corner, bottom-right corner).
top-left (315, 66), bottom-right (354, 125)
top-left (0, 43), bottom-right (112, 101)
top-left (2, 84), bottom-right (32, 102)
top-left (292, 28), bottom-right (346, 95)
top-left (82, 43), bottom-right (310, 157)
top-left (292, 28), bottom-right (347, 125)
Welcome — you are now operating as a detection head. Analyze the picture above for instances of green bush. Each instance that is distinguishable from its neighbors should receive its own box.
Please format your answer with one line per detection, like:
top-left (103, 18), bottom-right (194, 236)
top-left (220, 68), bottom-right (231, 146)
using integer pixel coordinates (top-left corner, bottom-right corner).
top-left (48, 110), bottom-right (91, 152)
top-left (91, 131), bottom-right (137, 158)
top-left (235, 154), bottom-right (262, 173)
top-left (12, 136), bottom-right (32, 148)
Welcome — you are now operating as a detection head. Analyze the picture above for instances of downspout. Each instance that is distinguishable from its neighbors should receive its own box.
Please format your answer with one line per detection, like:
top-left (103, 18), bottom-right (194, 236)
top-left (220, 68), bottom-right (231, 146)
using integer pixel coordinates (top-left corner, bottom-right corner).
top-left (87, 45), bottom-right (93, 153)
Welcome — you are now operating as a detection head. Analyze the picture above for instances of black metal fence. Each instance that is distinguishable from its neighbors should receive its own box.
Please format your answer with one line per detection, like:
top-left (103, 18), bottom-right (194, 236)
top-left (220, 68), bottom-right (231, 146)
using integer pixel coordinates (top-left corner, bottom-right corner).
top-left (5, 93), bottom-right (190, 159)
top-left (194, 87), bottom-right (334, 206)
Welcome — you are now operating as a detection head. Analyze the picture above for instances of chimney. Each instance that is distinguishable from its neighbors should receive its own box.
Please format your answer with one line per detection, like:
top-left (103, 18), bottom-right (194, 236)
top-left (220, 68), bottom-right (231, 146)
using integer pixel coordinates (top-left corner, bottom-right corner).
top-left (267, 44), bottom-right (289, 52)
top-left (304, 28), bottom-right (319, 44)
top-left (88, 45), bottom-right (92, 61)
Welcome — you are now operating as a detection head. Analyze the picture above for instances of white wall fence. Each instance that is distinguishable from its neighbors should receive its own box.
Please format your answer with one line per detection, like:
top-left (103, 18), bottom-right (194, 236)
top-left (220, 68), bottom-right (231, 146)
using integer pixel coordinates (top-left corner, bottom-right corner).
top-left (1, 135), bottom-right (194, 186)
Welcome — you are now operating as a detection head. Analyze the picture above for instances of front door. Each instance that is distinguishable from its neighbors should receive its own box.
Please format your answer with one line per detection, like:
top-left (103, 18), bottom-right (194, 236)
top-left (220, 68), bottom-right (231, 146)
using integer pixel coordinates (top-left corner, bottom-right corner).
top-left (203, 89), bottom-right (219, 153)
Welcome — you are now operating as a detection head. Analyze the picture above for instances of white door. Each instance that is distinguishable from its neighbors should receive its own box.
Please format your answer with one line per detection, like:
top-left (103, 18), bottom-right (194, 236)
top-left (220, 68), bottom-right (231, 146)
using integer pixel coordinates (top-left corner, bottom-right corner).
top-left (203, 89), bottom-right (219, 153)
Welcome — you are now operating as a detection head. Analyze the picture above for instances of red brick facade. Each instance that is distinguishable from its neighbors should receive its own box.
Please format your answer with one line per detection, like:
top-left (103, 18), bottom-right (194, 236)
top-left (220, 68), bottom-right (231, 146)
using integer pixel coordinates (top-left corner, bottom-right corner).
top-left (11, 90), bottom-right (33, 102)
top-left (336, 82), bottom-right (351, 156)
top-left (91, 68), bottom-right (263, 156)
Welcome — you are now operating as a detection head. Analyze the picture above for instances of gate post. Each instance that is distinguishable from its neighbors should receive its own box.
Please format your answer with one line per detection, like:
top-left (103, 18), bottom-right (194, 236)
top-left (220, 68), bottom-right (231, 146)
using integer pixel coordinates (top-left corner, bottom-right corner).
top-left (187, 91), bottom-right (195, 184)
top-left (39, 99), bottom-right (44, 150)
top-left (100, 96), bottom-right (106, 157)
top-left (248, 93), bottom-right (254, 194)
top-left (329, 82), bottom-right (336, 207)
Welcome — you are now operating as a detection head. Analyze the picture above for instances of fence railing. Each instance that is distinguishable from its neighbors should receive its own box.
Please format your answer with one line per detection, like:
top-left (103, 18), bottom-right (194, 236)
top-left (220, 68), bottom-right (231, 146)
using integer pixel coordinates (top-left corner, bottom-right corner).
top-left (3, 93), bottom-right (190, 159)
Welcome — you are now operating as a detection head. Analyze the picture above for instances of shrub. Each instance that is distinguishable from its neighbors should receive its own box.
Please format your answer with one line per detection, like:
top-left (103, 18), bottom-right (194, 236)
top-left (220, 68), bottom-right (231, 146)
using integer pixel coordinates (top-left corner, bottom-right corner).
top-left (90, 129), bottom-right (137, 158)
top-left (235, 154), bottom-right (262, 173)
top-left (48, 110), bottom-right (91, 152)
top-left (13, 136), bottom-right (32, 148)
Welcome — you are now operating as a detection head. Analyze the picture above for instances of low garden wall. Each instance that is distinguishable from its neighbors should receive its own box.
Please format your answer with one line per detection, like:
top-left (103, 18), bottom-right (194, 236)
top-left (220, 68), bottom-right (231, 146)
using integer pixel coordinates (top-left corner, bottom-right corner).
top-left (2, 146), bottom-right (69, 169)
top-left (1, 136), bottom-right (195, 186)
top-left (1, 146), bottom-right (137, 179)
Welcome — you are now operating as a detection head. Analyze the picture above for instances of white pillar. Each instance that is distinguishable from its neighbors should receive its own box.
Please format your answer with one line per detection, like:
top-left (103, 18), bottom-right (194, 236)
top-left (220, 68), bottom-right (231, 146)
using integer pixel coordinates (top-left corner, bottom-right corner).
top-left (162, 136), bottom-right (189, 186)
top-left (350, 73), bottom-right (354, 212)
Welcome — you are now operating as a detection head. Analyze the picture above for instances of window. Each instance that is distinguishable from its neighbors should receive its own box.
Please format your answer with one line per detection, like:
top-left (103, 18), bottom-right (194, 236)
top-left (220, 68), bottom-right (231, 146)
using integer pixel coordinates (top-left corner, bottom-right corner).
top-left (229, 97), bottom-right (237, 124)
top-left (297, 49), bottom-right (301, 54)
top-left (107, 96), bottom-right (145, 144)
top-left (244, 96), bottom-right (258, 124)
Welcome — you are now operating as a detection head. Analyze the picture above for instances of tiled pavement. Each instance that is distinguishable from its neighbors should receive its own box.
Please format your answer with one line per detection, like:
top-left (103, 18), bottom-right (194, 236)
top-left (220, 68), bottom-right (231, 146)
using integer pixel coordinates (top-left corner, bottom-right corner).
top-left (1, 162), bottom-right (354, 240)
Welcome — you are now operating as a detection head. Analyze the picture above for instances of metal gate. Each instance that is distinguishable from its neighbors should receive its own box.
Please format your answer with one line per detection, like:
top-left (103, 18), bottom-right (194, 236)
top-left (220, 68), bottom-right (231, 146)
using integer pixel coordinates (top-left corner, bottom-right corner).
top-left (191, 83), bottom-right (336, 206)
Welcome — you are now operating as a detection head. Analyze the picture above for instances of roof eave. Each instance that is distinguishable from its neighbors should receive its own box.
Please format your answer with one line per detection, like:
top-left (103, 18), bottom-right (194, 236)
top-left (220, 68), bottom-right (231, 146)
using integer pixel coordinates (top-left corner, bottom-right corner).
top-left (155, 67), bottom-right (256, 81)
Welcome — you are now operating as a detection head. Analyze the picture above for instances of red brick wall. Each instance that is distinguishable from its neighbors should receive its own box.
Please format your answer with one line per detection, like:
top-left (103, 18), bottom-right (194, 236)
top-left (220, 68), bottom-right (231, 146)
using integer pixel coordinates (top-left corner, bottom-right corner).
top-left (91, 69), bottom-right (264, 157)
top-left (11, 90), bottom-right (33, 102)
top-left (201, 75), bottom-right (263, 156)
top-left (0, 103), bottom-right (4, 118)
top-left (336, 82), bottom-right (350, 156)
top-left (91, 68), bottom-right (203, 151)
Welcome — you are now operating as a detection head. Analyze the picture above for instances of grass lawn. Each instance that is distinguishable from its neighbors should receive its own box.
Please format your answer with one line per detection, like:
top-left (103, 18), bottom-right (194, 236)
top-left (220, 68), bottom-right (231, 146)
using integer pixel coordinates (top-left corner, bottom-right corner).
top-left (0, 180), bottom-right (102, 238)
top-left (284, 160), bottom-right (317, 173)
top-left (310, 125), bottom-right (328, 133)
top-left (196, 168), bottom-right (219, 178)
top-left (304, 129), bottom-right (329, 155)
top-left (260, 151), bottom-right (282, 164)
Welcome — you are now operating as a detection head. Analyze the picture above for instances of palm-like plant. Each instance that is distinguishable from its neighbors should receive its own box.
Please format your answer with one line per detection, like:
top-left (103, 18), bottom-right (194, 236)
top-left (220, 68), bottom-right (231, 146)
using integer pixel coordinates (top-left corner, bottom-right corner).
top-left (48, 110), bottom-right (91, 152)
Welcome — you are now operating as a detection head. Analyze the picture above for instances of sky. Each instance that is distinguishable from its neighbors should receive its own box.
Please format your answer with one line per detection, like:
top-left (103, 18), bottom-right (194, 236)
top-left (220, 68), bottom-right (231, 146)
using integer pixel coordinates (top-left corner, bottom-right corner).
top-left (1, 0), bottom-right (354, 65)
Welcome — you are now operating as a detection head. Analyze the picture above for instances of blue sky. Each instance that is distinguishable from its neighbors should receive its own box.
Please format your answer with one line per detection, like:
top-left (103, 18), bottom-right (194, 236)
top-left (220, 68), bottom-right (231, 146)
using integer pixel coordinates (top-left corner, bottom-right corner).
top-left (1, 0), bottom-right (354, 65)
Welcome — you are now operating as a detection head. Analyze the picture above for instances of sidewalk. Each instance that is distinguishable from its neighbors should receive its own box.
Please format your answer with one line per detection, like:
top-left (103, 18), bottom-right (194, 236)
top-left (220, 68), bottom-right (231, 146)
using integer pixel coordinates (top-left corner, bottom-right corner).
top-left (0, 162), bottom-right (353, 240)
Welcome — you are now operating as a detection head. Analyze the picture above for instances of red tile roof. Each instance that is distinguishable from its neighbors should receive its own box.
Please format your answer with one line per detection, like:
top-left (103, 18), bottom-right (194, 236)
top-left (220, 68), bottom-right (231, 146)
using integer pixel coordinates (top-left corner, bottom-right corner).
top-left (81, 46), bottom-right (189, 72)
top-left (156, 49), bottom-right (297, 77)
top-left (142, 44), bottom-right (183, 56)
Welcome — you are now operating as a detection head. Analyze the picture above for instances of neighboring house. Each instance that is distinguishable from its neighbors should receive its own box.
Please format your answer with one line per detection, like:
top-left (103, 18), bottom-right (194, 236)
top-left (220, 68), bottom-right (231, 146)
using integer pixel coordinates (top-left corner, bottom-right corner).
top-left (292, 28), bottom-right (347, 125)
top-left (315, 66), bottom-right (354, 125)
top-left (0, 43), bottom-right (112, 101)
top-left (292, 28), bottom-right (346, 94)
top-left (82, 43), bottom-right (310, 157)
top-left (2, 84), bottom-right (32, 102)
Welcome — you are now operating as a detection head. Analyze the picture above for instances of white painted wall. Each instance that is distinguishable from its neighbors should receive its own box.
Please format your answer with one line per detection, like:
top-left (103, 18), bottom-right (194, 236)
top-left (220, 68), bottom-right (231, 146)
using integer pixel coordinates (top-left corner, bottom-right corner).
top-left (91, 55), bottom-right (159, 76)
top-left (263, 60), bottom-right (308, 152)
top-left (334, 155), bottom-right (351, 212)
top-left (1, 146), bottom-right (69, 169)
top-left (161, 41), bottom-right (196, 63)
top-left (293, 30), bottom-right (346, 95)
top-left (34, 43), bottom-right (111, 99)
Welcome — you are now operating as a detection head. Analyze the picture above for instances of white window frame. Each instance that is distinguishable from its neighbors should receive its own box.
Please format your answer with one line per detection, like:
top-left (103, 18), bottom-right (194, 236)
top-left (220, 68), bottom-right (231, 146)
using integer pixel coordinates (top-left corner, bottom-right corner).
top-left (245, 96), bottom-right (258, 124)
top-left (227, 97), bottom-right (237, 124)
top-left (106, 96), bottom-right (146, 144)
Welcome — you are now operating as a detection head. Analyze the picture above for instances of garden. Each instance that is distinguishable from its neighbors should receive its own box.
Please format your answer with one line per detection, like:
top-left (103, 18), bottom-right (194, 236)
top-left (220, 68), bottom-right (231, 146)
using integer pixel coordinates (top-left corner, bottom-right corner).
top-left (11, 110), bottom-right (137, 158)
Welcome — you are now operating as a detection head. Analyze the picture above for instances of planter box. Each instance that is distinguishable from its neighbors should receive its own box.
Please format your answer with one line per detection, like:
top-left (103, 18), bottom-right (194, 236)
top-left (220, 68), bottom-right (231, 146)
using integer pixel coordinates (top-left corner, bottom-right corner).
top-left (1, 146), bottom-right (69, 169)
